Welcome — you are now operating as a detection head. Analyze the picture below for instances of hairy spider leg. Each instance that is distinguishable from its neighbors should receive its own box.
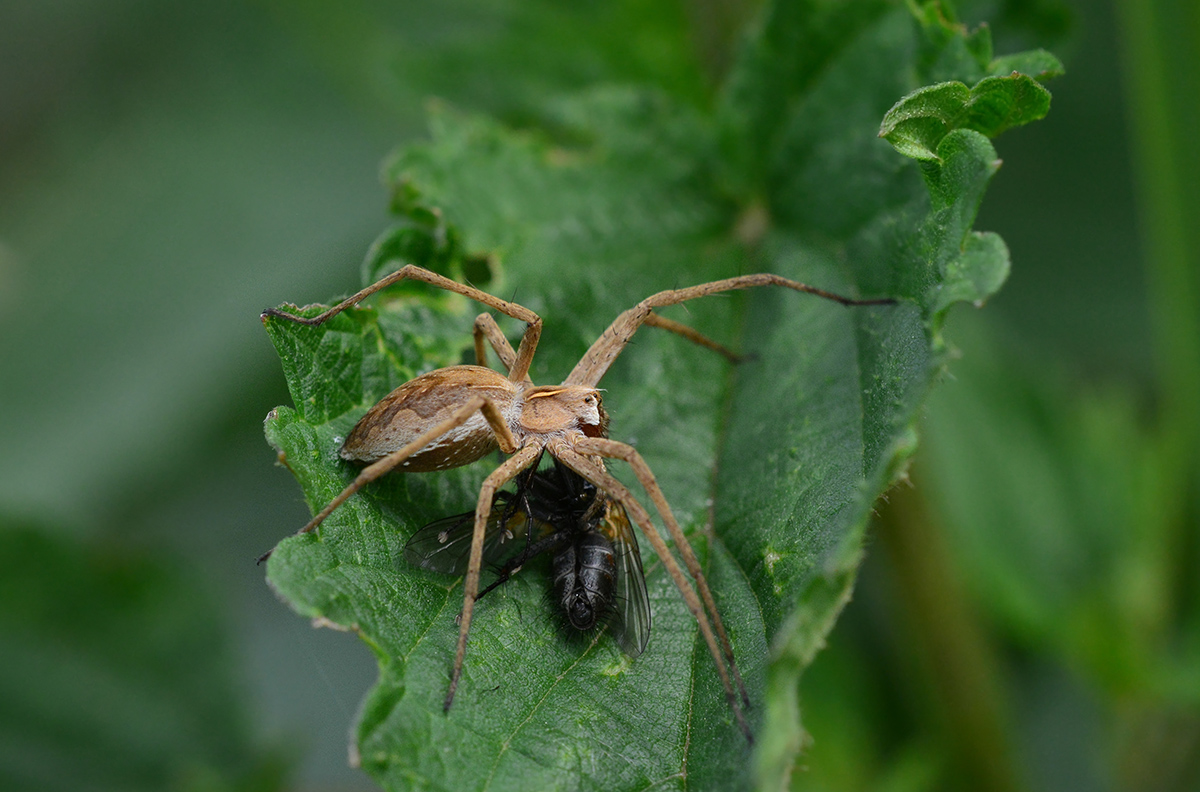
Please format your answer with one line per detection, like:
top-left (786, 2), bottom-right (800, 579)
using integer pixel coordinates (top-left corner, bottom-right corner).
top-left (263, 263), bottom-right (543, 382)
top-left (472, 309), bottom-right (741, 377)
top-left (566, 272), bottom-right (894, 387)
top-left (574, 435), bottom-right (750, 707)
top-left (553, 445), bottom-right (753, 743)
top-left (447, 443), bottom-right (543, 711)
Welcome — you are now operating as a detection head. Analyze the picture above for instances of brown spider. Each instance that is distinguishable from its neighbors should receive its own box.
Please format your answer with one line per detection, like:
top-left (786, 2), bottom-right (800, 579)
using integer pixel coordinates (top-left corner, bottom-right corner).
top-left (263, 264), bottom-right (893, 741)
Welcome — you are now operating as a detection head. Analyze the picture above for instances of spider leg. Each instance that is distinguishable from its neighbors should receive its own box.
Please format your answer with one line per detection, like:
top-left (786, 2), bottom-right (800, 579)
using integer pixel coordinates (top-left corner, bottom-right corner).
top-left (473, 312), bottom-right (527, 379)
top-left (258, 394), bottom-right (520, 564)
top-left (264, 263), bottom-right (544, 381)
top-left (573, 436), bottom-right (750, 709)
top-left (472, 307), bottom-right (735, 374)
top-left (565, 273), bottom-right (894, 386)
top-left (552, 446), bottom-right (753, 743)
top-left (446, 443), bottom-right (543, 712)
top-left (642, 312), bottom-right (741, 363)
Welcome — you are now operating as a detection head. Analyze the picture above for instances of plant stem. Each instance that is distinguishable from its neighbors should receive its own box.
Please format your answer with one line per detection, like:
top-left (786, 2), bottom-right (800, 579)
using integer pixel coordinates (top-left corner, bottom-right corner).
top-left (1113, 0), bottom-right (1200, 618)
top-left (1111, 0), bottom-right (1200, 787)
top-left (874, 476), bottom-right (1026, 792)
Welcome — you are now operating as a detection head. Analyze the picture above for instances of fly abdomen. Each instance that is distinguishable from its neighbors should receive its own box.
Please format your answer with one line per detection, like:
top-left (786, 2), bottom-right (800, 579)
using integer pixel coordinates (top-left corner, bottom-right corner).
top-left (552, 532), bottom-right (616, 632)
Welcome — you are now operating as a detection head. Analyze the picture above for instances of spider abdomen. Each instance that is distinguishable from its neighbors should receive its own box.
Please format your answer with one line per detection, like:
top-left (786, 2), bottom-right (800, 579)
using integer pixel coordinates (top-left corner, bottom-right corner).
top-left (552, 532), bottom-right (617, 632)
top-left (340, 365), bottom-right (518, 470)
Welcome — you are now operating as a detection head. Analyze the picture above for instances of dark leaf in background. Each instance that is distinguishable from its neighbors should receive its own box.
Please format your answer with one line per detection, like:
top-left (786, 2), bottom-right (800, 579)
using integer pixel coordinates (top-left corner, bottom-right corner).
top-left (0, 524), bottom-right (285, 792)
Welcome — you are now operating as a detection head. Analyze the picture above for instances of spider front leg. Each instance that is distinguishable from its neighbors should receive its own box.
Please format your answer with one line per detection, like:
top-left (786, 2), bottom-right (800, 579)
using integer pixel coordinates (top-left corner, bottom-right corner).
top-left (473, 312), bottom-right (523, 376)
top-left (473, 310), bottom-right (738, 377)
top-left (642, 312), bottom-right (742, 363)
top-left (564, 273), bottom-right (895, 386)
top-left (552, 446), bottom-right (753, 743)
top-left (573, 436), bottom-right (749, 707)
top-left (446, 443), bottom-right (543, 711)
top-left (264, 263), bottom-right (544, 381)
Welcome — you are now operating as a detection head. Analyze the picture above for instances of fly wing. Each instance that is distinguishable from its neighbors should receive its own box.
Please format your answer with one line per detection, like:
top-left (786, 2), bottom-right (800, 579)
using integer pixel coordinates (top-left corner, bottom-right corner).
top-left (404, 494), bottom-right (527, 575)
top-left (604, 499), bottom-right (651, 657)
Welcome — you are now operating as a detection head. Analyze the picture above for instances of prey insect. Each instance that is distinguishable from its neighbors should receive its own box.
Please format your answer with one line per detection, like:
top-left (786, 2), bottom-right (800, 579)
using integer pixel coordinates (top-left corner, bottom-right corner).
top-left (405, 456), bottom-right (651, 657)
top-left (263, 262), bottom-right (894, 741)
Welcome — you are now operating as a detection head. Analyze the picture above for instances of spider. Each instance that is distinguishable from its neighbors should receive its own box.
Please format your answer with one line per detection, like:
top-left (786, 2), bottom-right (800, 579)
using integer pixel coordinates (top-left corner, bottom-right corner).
top-left (263, 263), bottom-right (894, 741)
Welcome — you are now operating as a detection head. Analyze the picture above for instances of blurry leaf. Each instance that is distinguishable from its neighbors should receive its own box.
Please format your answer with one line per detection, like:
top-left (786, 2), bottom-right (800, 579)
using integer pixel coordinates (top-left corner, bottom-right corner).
top-left (980, 0), bottom-right (1073, 50)
top-left (0, 1), bottom-right (391, 527)
top-left (716, 0), bottom-right (892, 193)
top-left (792, 632), bottom-right (944, 792)
top-left (0, 524), bottom-right (285, 792)
top-left (989, 48), bottom-right (1065, 80)
top-left (259, 4), bottom-right (1056, 790)
top-left (265, 0), bottom-right (707, 122)
top-left (386, 0), bottom-right (709, 116)
top-left (919, 316), bottom-right (1188, 694)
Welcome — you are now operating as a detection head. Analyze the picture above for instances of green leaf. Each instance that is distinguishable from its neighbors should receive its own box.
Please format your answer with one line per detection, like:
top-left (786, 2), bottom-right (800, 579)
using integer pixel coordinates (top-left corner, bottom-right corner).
top-left (259, 5), bottom-right (1056, 790)
top-left (0, 524), bottom-right (284, 792)
top-left (880, 73), bottom-right (1055, 163)
top-left (989, 48), bottom-right (1066, 81)
top-left (716, 0), bottom-right (893, 193)
top-left (384, 0), bottom-right (709, 119)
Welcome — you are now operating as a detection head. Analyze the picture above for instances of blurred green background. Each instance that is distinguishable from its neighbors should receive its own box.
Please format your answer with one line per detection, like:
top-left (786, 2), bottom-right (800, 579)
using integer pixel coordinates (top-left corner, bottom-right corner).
top-left (1, 1), bottom-right (1195, 791)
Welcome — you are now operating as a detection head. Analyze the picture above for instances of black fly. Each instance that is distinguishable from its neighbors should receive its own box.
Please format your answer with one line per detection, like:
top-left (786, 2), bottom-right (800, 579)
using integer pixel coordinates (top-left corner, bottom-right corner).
top-left (405, 459), bottom-right (652, 656)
